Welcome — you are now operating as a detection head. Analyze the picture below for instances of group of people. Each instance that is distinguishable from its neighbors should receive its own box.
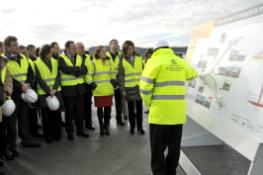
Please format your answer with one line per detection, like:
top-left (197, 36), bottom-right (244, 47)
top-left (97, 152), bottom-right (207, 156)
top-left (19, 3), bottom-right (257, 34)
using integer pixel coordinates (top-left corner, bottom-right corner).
top-left (0, 37), bottom-right (152, 167)
top-left (0, 35), bottom-right (198, 175)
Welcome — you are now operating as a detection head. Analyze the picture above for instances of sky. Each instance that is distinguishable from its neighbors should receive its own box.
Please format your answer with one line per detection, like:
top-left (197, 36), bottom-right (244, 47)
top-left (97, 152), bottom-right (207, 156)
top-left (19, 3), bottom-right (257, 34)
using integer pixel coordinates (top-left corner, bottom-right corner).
top-left (0, 0), bottom-right (259, 48)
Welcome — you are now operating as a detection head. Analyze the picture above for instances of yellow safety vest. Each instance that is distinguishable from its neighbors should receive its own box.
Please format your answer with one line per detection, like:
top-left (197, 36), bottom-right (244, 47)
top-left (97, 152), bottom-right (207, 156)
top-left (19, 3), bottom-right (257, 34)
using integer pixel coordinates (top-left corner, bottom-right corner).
top-left (28, 58), bottom-right (36, 74)
top-left (122, 55), bottom-right (143, 87)
top-left (92, 59), bottom-right (114, 97)
top-left (0, 55), bottom-right (7, 84)
top-left (60, 53), bottom-right (85, 86)
top-left (1, 66), bottom-right (6, 84)
top-left (106, 51), bottom-right (120, 78)
top-left (34, 58), bottom-right (61, 95)
top-left (140, 48), bottom-right (198, 125)
top-left (84, 54), bottom-right (93, 84)
top-left (6, 54), bottom-right (29, 84)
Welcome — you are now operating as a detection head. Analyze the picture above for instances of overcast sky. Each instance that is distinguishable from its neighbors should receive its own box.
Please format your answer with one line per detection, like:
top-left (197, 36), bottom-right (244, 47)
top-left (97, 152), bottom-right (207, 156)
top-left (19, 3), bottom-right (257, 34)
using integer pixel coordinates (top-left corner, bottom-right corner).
top-left (0, 0), bottom-right (259, 48)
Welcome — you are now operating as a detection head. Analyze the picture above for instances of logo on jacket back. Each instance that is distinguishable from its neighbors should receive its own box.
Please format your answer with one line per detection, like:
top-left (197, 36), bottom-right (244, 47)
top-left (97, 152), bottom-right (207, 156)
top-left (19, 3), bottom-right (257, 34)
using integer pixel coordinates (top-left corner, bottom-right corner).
top-left (166, 59), bottom-right (182, 72)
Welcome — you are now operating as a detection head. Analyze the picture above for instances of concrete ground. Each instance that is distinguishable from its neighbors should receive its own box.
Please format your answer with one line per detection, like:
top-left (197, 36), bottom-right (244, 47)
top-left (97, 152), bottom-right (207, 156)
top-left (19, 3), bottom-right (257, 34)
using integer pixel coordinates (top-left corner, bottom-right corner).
top-left (182, 145), bottom-right (250, 175)
top-left (0, 112), bottom-right (185, 175)
top-left (0, 107), bottom-right (250, 175)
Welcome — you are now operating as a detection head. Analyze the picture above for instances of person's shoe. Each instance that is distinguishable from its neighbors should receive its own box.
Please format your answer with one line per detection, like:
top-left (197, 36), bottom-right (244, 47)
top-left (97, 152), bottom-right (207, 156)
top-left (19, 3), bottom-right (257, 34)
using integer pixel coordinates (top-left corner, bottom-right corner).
top-left (144, 110), bottom-right (149, 114)
top-left (52, 136), bottom-right (61, 142)
top-left (21, 141), bottom-right (41, 148)
top-left (11, 150), bottom-right (19, 158)
top-left (104, 127), bottom-right (110, 136)
top-left (87, 126), bottom-right (95, 131)
top-left (0, 158), bottom-right (4, 167)
top-left (4, 151), bottom-right (15, 160)
top-left (77, 131), bottom-right (89, 138)
top-left (130, 129), bottom-right (135, 135)
top-left (117, 120), bottom-right (125, 126)
top-left (67, 133), bottom-right (74, 141)
top-left (45, 138), bottom-right (53, 144)
top-left (100, 128), bottom-right (104, 136)
top-left (138, 129), bottom-right (145, 135)
top-left (31, 132), bottom-right (44, 138)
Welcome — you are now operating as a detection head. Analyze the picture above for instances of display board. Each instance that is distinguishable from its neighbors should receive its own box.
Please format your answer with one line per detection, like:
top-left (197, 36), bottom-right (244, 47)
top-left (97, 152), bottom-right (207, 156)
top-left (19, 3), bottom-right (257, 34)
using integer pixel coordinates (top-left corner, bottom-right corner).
top-left (185, 4), bottom-right (263, 146)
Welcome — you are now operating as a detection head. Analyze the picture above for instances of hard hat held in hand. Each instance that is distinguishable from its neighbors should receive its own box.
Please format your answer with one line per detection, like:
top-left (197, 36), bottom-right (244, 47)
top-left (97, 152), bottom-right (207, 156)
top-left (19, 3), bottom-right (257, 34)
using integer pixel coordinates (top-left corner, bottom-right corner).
top-left (46, 96), bottom-right (60, 111)
top-left (21, 88), bottom-right (38, 103)
top-left (2, 97), bottom-right (16, 117)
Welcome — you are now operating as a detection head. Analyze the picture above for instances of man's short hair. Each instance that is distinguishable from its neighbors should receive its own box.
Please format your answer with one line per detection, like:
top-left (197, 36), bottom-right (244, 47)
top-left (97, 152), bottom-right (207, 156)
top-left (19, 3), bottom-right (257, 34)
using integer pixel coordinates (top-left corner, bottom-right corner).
top-left (65, 41), bottom-right (74, 49)
top-left (51, 42), bottom-right (58, 48)
top-left (26, 44), bottom-right (36, 50)
top-left (4, 36), bottom-right (17, 47)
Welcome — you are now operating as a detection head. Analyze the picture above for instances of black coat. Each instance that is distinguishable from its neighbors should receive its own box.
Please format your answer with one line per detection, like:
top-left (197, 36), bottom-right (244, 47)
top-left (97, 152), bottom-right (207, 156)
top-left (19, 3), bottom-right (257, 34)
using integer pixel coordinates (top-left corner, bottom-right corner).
top-left (58, 53), bottom-right (87, 97)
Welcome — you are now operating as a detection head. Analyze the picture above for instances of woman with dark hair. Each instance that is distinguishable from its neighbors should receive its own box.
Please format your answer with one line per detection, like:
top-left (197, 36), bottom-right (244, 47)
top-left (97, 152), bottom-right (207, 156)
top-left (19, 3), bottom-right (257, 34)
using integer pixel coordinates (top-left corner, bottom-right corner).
top-left (34, 44), bottom-right (64, 143)
top-left (91, 46), bottom-right (115, 136)
top-left (118, 40), bottom-right (145, 135)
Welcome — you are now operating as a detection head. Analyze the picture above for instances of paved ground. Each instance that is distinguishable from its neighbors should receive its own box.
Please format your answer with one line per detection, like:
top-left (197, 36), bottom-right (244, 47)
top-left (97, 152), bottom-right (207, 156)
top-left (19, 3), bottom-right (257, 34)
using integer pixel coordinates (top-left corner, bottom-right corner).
top-left (0, 107), bottom-right (250, 175)
top-left (0, 112), bottom-right (185, 175)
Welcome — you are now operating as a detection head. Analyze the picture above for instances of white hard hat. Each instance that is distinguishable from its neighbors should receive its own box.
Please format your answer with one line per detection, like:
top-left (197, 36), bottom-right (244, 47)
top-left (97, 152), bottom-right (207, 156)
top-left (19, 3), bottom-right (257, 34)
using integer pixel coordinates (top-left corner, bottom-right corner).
top-left (21, 88), bottom-right (38, 103)
top-left (2, 98), bottom-right (16, 117)
top-left (46, 96), bottom-right (60, 111)
top-left (153, 40), bottom-right (169, 50)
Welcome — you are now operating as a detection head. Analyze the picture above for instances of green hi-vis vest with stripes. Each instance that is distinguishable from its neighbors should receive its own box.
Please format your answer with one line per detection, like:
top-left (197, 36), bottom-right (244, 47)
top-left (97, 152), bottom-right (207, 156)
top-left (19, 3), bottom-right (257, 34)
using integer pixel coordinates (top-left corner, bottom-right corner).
top-left (140, 48), bottom-right (198, 125)
top-left (106, 51), bottom-right (120, 79)
top-left (60, 53), bottom-right (85, 86)
top-left (92, 59), bottom-right (114, 97)
top-left (34, 58), bottom-right (61, 95)
top-left (6, 54), bottom-right (29, 84)
top-left (84, 54), bottom-right (93, 84)
top-left (122, 55), bottom-right (143, 88)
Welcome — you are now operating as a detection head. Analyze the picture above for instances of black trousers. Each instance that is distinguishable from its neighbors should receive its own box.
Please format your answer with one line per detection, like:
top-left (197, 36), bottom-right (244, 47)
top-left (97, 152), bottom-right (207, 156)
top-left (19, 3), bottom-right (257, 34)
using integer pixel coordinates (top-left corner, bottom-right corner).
top-left (5, 94), bottom-right (32, 151)
top-left (97, 107), bottom-right (111, 128)
top-left (28, 105), bottom-right (39, 135)
top-left (63, 95), bottom-right (85, 134)
top-left (127, 100), bottom-right (143, 130)
top-left (150, 124), bottom-right (183, 175)
top-left (83, 90), bottom-right (93, 128)
top-left (41, 108), bottom-right (61, 140)
top-left (114, 88), bottom-right (123, 121)
top-left (0, 122), bottom-right (6, 157)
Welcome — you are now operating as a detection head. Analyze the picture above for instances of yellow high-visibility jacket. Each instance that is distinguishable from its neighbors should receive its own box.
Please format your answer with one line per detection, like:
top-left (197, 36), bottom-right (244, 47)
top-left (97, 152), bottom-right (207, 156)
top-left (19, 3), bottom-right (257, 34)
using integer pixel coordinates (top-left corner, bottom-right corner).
top-left (140, 48), bottom-right (198, 125)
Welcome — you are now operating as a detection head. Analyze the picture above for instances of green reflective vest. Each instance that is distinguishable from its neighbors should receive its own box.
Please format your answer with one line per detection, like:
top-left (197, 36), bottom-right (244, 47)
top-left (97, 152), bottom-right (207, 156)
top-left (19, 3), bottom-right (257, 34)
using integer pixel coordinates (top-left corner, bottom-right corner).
top-left (140, 48), bottom-right (198, 125)
top-left (28, 58), bottom-right (35, 74)
top-left (92, 59), bottom-right (114, 97)
top-left (84, 54), bottom-right (93, 84)
top-left (0, 54), bottom-right (6, 84)
top-left (122, 55), bottom-right (143, 87)
top-left (6, 54), bottom-right (29, 84)
top-left (60, 53), bottom-right (85, 86)
top-left (1, 65), bottom-right (6, 84)
top-left (106, 51), bottom-right (120, 78)
top-left (34, 58), bottom-right (61, 95)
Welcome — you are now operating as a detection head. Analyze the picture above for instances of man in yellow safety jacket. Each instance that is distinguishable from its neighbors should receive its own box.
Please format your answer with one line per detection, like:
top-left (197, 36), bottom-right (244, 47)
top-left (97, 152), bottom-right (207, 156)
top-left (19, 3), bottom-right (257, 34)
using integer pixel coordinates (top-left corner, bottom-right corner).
top-left (26, 44), bottom-right (42, 138)
top-left (76, 42), bottom-right (95, 130)
top-left (3, 36), bottom-right (41, 156)
top-left (106, 39), bottom-right (125, 126)
top-left (58, 41), bottom-right (89, 140)
top-left (0, 53), bottom-right (14, 165)
top-left (140, 40), bottom-right (198, 175)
